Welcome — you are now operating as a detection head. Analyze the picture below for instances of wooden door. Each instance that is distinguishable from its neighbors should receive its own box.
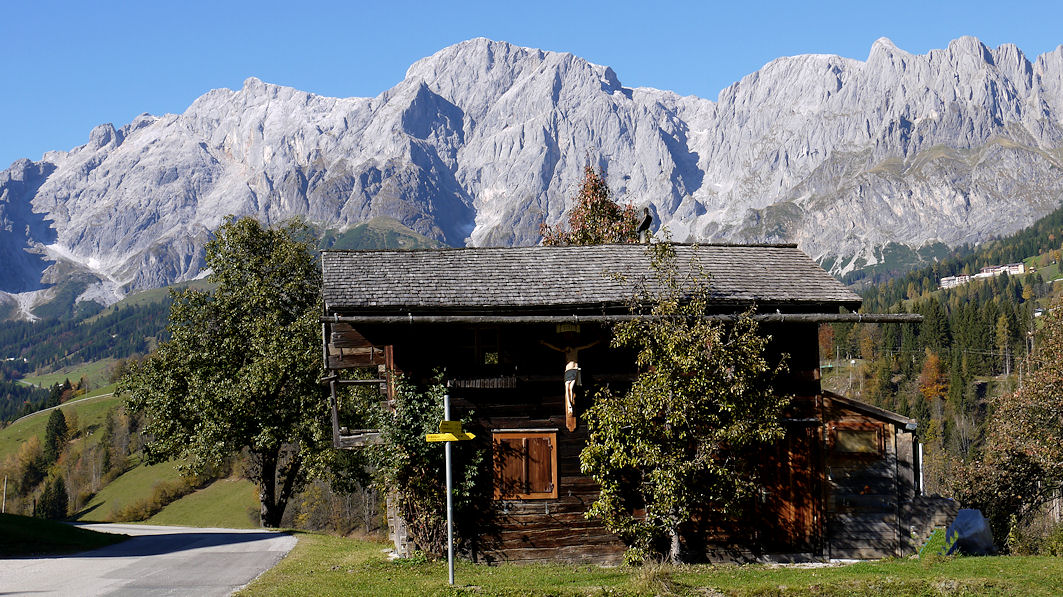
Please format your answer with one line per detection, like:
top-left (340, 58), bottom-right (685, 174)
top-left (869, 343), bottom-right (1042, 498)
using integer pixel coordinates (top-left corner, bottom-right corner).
top-left (783, 424), bottom-right (822, 551)
top-left (765, 424), bottom-right (823, 553)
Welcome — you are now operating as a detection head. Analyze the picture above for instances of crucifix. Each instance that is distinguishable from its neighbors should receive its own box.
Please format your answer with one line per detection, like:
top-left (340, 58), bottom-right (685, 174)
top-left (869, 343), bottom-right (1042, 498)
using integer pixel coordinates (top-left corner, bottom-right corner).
top-left (541, 339), bottom-right (599, 431)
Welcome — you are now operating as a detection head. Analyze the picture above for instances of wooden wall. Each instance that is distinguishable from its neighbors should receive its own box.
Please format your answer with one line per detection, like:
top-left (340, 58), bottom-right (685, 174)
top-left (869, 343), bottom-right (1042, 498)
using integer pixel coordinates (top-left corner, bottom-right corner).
top-left (448, 352), bottom-right (628, 564)
top-left (350, 320), bottom-right (949, 563)
top-left (823, 396), bottom-right (903, 559)
top-left (482, 425), bottom-right (626, 564)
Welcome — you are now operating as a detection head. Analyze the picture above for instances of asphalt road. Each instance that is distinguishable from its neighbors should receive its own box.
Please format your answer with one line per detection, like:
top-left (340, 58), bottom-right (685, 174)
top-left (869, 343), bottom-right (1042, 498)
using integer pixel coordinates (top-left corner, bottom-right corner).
top-left (0, 523), bottom-right (297, 596)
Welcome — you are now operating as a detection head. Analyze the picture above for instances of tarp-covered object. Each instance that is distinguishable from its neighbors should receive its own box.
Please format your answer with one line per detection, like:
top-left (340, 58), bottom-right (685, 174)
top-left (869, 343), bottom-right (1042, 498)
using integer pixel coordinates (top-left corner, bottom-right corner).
top-left (945, 509), bottom-right (996, 555)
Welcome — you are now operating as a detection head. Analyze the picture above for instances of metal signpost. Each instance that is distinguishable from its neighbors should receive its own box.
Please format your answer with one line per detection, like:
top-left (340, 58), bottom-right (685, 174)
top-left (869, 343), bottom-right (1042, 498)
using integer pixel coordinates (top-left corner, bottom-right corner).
top-left (425, 394), bottom-right (475, 586)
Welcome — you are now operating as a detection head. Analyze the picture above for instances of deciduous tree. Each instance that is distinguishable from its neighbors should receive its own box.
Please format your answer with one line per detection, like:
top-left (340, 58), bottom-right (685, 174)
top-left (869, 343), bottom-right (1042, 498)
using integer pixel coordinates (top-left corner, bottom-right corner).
top-left (953, 296), bottom-right (1063, 543)
top-left (121, 216), bottom-right (331, 527)
top-left (580, 243), bottom-right (790, 563)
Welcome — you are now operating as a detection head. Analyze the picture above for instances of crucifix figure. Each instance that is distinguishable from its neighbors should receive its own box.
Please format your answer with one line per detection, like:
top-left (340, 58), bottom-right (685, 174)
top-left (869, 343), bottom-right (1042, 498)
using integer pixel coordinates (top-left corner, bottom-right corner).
top-left (541, 339), bottom-right (599, 431)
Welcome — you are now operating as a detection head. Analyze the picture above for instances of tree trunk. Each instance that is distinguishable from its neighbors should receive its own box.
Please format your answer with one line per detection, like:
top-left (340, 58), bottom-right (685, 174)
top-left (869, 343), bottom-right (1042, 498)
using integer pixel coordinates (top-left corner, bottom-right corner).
top-left (668, 526), bottom-right (682, 564)
top-left (276, 449), bottom-right (303, 522)
top-left (258, 448), bottom-right (282, 528)
top-left (256, 445), bottom-right (303, 528)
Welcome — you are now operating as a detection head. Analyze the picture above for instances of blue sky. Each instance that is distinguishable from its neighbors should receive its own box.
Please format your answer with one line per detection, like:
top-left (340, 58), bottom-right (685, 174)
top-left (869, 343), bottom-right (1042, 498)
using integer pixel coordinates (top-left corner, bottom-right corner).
top-left (2, 0), bottom-right (1062, 168)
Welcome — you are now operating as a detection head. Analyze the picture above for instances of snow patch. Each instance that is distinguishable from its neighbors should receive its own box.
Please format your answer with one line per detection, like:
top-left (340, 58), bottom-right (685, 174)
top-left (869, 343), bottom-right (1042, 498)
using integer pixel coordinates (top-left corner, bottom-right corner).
top-left (43, 243), bottom-right (134, 291)
top-left (44, 243), bottom-right (126, 276)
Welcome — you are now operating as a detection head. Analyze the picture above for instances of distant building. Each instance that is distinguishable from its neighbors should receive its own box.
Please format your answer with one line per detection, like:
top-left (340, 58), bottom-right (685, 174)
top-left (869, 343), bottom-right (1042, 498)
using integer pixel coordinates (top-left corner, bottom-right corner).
top-left (940, 263), bottom-right (1025, 289)
top-left (939, 275), bottom-right (971, 289)
top-left (1005, 262), bottom-right (1026, 275)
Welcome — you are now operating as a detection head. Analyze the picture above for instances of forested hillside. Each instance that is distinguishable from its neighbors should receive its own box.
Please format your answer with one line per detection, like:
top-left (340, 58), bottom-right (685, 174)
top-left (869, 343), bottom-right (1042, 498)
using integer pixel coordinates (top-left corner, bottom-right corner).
top-left (826, 200), bottom-right (1063, 545)
top-left (0, 301), bottom-right (170, 422)
top-left (0, 377), bottom-right (48, 422)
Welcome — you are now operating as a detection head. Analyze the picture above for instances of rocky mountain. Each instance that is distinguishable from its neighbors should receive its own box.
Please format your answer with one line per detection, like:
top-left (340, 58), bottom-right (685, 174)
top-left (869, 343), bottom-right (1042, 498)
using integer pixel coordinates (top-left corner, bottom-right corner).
top-left (3, 36), bottom-right (1063, 319)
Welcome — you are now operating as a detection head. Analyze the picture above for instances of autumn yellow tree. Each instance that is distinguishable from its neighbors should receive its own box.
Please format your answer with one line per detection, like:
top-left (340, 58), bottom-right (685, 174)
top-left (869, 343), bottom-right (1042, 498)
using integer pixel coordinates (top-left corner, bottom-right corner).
top-left (917, 349), bottom-right (948, 402)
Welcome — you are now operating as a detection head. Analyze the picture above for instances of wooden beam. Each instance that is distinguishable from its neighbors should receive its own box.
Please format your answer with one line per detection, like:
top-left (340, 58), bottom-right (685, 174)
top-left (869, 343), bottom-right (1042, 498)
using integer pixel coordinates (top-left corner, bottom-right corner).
top-left (327, 352), bottom-right (387, 369)
top-left (336, 431), bottom-right (384, 448)
top-left (330, 323), bottom-right (374, 348)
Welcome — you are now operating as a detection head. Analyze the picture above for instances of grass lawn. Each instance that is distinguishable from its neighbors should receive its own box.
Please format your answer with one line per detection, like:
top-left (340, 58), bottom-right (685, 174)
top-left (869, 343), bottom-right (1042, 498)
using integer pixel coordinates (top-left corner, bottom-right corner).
top-left (0, 513), bottom-right (127, 557)
top-left (74, 459), bottom-right (183, 522)
top-left (239, 534), bottom-right (1063, 596)
top-left (82, 278), bottom-right (214, 324)
top-left (147, 477), bottom-right (261, 529)
top-left (20, 359), bottom-right (117, 391)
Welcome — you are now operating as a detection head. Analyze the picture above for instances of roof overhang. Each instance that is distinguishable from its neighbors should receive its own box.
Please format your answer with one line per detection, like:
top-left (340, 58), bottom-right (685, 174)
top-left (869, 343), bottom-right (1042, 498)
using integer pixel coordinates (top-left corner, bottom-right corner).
top-left (320, 312), bottom-right (922, 325)
top-left (825, 391), bottom-right (918, 430)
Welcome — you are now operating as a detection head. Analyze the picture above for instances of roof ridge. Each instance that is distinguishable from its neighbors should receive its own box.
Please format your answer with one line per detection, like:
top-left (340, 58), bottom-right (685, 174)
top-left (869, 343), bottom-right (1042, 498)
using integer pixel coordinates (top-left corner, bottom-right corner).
top-left (321, 242), bottom-right (800, 255)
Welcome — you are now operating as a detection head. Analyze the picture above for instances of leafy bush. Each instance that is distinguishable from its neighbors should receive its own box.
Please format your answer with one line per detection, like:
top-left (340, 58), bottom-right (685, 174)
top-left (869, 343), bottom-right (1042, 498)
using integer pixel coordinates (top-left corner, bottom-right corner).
top-left (1006, 514), bottom-right (1063, 556)
top-left (1042, 521), bottom-right (1063, 556)
top-left (370, 376), bottom-right (491, 558)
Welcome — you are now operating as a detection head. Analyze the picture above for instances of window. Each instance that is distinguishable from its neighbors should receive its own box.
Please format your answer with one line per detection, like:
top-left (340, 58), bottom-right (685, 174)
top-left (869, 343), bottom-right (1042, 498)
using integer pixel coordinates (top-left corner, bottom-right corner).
top-left (832, 423), bottom-right (884, 456)
top-left (493, 431), bottom-right (557, 500)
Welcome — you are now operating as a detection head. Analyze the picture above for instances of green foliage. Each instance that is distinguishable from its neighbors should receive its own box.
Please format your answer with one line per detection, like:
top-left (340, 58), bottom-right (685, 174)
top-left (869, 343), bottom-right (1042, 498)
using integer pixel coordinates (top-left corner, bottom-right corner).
top-left (35, 475), bottom-right (68, 520)
top-left (999, 516), bottom-right (1063, 556)
top-left (580, 243), bottom-right (790, 563)
top-left (1042, 522), bottom-right (1063, 556)
top-left (120, 216), bottom-right (333, 527)
top-left (42, 408), bottom-right (67, 463)
top-left (951, 295), bottom-right (1063, 544)
top-left (540, 166), bottom-right (640, 246)
top-left (824, 253), bottom-right (1048, 495)
top-left (0, 379), bottom-right (49, 423)
top-left (370, 376), bottom-right (491, 558)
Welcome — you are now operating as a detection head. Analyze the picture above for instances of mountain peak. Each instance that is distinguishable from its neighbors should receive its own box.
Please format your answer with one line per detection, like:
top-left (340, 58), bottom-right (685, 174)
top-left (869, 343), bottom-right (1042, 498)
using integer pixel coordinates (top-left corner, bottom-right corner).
top-left (5, 36), bottom-right (1063, 319)
top-left (947, 35), bottom-right (992, 61)
top-left (88, 123), bottom-right (120, 150)
top-left (870, 37), bottom-right (899, 54)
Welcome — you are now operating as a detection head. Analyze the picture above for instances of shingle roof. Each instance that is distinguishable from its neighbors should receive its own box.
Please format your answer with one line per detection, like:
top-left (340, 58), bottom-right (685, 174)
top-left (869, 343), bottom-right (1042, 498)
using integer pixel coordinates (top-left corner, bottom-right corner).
top-left (321, 244), bottom-right (861, 315)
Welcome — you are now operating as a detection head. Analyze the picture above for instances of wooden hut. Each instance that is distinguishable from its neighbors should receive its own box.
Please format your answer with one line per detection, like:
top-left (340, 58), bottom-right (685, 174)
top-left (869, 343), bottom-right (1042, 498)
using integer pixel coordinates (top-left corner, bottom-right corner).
top-left (320, 243), bottom-right (956, 563)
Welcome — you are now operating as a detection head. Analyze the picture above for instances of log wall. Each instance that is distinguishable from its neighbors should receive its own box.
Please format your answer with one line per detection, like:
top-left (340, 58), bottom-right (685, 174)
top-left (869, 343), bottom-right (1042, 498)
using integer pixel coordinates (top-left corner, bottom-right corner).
top-left (358, 321), bottom-right (948, 563)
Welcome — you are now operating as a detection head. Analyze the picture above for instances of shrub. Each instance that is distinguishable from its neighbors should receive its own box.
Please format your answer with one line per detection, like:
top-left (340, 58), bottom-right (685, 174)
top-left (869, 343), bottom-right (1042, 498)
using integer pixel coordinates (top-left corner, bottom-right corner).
top-left (35, 476), bottom-right (68, 520)
top-left (1003, 513), bottom-right (1063, 556)
top-left (370, 376), bottom-right (491, 558)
